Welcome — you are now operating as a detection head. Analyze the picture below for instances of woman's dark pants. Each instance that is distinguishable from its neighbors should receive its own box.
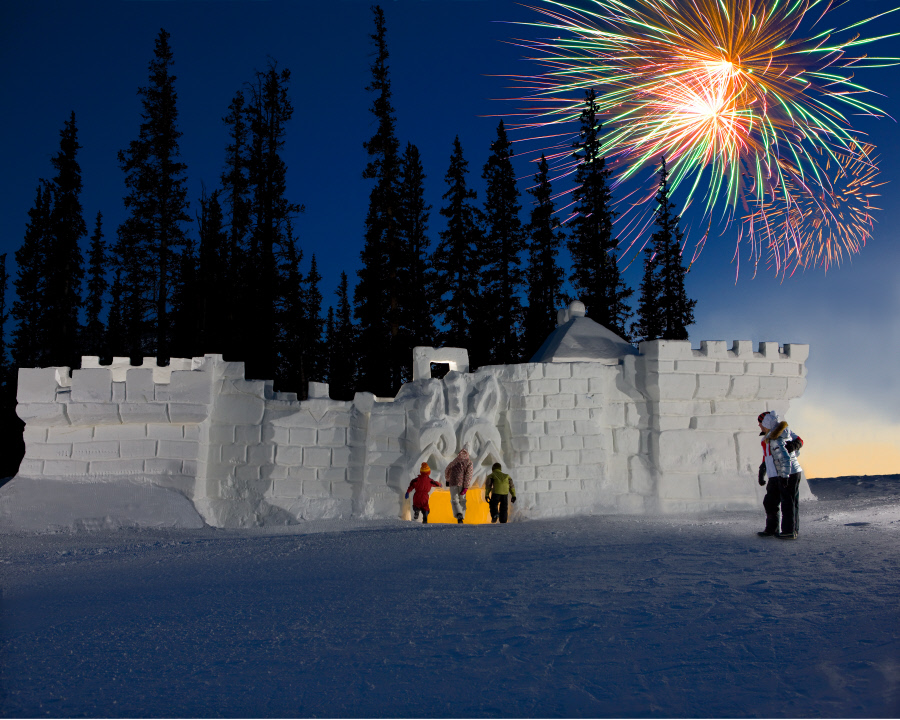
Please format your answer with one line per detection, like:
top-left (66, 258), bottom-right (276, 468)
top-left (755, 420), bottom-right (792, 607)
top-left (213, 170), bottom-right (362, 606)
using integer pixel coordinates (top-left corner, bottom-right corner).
top-left (778, 473), bottom-right (801, 535)
top-left (762, 478), bottom-right (782, 533)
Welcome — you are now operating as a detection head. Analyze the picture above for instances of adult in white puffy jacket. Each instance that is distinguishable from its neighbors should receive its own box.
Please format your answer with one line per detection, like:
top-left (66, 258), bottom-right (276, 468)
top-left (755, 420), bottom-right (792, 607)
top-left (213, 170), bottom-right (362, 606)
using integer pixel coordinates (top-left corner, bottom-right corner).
top-left (758, 411), bottom-right (803, 540)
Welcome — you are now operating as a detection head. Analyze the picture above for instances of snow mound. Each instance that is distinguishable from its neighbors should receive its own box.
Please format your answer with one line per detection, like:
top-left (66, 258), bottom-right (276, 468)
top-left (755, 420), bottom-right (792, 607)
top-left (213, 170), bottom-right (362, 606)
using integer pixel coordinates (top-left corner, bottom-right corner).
top-left (0, 476), bottom-right (205, 532)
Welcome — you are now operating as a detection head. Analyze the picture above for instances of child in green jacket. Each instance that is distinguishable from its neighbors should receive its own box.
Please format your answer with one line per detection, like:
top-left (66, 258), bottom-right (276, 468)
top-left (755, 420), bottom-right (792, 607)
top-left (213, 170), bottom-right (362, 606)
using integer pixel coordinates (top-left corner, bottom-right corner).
top-left (484, 462), bottom-right (516, 524)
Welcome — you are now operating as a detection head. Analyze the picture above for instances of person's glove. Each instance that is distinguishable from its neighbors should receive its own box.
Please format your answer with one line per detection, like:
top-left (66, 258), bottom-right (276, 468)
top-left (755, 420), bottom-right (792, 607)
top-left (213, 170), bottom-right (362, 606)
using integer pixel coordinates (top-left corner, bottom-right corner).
top-left (460, 488), bottom-right (467, 496)
top-left (511, 496), bottom-right (517, 504)
top-left (757, 463), bottom-right (766, 486)
top-left (405, 492), bottom-right (409, 499)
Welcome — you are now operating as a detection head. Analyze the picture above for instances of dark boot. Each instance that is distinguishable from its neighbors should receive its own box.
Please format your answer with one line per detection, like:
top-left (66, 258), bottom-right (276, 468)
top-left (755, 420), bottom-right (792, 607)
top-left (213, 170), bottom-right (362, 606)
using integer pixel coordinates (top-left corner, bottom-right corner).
top-left (412, 507), bottom-right (419, 521)
top-left (422, 510), bottom-right (429, 524)
top-left (758, 516), bottom-right (778, 536)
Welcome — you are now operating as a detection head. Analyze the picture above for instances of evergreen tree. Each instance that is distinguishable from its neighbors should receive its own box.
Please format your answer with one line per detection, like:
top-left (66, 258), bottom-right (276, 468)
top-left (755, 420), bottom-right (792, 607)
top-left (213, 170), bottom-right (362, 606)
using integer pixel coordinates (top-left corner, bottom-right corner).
top-left (104, 265), bottom-right (126, 360)
top-left (355, 5), bottom-right (402, 397)
top-left (304, 254), bottom-right (325, 384)
top-left (329, 272), bottom-right (358, 401)
top-left (568, 89), bottom-right (632, 338)
top-left (275, 224), bottom-right (306, 395)
top-left (324, 305), bottom-right (336, 384)
top-left (12, 183), bottom-right (52, 369)
top-left (479, 120), bottom-right (525, 365)
top-left (649, 156), bottom-right (696, 340)
top-left (396, 142), bottom-right (437, 376)
top-left (245, 62), bottom-right (302, 382)
top-left (523, 154), bottom-right (566, 359)
top-left (44, 112), bottom-right (86, 368)
top-left (170, 236), bottom-right (199, 358)
top-left (82, 212), bottom-right (107, 355)
top-left (194, 188), bottom-right (229, 354)
top-left (117, 28), bottom-right (190, 362)
top-left (219, 90), bottom-right (251, 361)
top-left (0, 252), bottom-right (24, 479)
top-left (632, 244), bottom-right (663, 342)
top-left (433, 137), bottom-right (480, 355)
top-left (0, 253), bottom-right (8, 380)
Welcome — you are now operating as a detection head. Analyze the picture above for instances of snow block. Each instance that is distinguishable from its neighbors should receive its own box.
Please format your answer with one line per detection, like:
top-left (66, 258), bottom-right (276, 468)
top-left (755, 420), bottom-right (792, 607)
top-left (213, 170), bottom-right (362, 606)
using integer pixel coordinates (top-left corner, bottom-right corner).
top-left (757, 376), bottom-right (788, 400)
top-left (214, 394), bottom-right (265, 426)
top-left (783, 343), bottom-right (809, 362)
top-left (167, 403), bottom-right (209, 423)
top-left (695, 375), bottom-right (731, 399)
top-left (125, 369), bottom-right (156, 402)
top-left (17, 368), bottom-right (60, 403)
top-left (656, 430), bottom-right (737, 474)
top-left (72, 441), bottom-right (119, 460)
top-left (639, 339), bottom-right (694, 360)
top-left (70, 369), bottom-right (113, 403)
top-left (644, 373), bottom-right (697, 401)
top-left (119, 403), bottom-right (169, 424)
top-left (67, 403), bottom-right (121, 426)
top-left (728, 375), bottom-right (760, 399)
top-left (17, 403), bottom-right (70, 426)
top-left (157, 370), bottom-right (212, 404)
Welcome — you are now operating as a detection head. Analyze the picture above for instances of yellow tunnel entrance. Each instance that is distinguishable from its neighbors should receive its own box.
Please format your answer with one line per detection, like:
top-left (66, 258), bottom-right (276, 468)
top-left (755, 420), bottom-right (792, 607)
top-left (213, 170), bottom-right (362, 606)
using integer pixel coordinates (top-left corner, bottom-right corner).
top-left (403, 485), bottom-right (492, 524)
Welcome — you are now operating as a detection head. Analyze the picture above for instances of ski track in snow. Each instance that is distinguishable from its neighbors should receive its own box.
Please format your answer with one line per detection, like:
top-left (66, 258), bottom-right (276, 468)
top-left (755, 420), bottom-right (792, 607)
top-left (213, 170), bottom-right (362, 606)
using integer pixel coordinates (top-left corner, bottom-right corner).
top-left (1, 476), bottom-right (899, 718)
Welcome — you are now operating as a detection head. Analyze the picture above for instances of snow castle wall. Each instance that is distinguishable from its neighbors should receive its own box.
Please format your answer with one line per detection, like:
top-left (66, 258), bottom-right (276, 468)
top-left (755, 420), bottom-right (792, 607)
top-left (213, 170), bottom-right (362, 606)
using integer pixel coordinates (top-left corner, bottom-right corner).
top-left (3, 338), bottom-right (810, 530)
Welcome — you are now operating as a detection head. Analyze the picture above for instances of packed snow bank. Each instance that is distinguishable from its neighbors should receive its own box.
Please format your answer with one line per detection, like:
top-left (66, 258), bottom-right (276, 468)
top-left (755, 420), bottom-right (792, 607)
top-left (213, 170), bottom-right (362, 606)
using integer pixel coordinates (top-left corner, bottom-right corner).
top-left (0, 476), bottom-right (204, 531)
top-left (0, 476), bottom-right (896, 718)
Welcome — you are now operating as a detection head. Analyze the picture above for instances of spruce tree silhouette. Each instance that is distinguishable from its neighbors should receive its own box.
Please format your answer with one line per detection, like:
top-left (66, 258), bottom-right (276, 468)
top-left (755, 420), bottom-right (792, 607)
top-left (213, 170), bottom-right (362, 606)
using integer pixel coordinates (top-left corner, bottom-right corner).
top-left (356, 5), bottom-right (402, 397)
top-left (433, 137), bottom-right (481, 362)
top-left (116, 29), bottom-right (190, 363)
top-left (44, 112), bottom-right (86, 369)
top-left (568, 89), bottom-right (632, 339)
top-left (524, 154), bottom-right (566, 359)
top-left (480, 120), bottom-right (526, 364)
top-left (634, 156), bottom-right (696, 341)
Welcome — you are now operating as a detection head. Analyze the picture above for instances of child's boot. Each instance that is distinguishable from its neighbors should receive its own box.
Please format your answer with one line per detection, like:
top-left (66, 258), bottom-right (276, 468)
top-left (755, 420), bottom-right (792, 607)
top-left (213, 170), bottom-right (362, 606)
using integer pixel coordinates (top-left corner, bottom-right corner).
top-left (457, 513), bottom-right (463, 524)
top-left (422, 510), bottom-right (429, 524)
top-left (412, 507), bottom-right (419, 521)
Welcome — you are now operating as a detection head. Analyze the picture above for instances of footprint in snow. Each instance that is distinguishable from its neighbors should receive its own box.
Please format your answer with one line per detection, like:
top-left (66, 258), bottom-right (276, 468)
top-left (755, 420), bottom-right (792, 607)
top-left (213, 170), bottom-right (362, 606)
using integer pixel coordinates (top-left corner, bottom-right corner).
top-left (844, 522), bottom-right (871, 527)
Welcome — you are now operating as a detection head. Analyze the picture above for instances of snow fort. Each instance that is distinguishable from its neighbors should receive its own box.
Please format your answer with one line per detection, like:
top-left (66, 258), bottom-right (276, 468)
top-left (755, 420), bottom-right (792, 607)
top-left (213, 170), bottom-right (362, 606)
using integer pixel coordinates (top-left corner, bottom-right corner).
top-left (0, 301), bottom-right (813, 530)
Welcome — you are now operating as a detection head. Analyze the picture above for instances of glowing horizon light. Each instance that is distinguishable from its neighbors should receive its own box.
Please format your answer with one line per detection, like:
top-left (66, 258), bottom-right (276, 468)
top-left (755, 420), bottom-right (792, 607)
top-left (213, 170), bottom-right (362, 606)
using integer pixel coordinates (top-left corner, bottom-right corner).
top-left (503, 0), bottom-right (900, 277)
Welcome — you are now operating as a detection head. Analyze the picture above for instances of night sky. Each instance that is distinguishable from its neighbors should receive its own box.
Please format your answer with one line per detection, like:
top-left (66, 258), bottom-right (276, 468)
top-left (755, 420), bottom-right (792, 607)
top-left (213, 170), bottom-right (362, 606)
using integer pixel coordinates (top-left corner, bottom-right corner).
top-left (2, 0), bottom-right (898, 476)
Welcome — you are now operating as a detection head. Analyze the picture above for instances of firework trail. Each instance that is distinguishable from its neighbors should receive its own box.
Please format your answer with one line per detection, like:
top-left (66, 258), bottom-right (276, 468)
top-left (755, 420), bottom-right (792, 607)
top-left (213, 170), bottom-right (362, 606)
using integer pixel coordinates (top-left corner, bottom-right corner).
top-left (506, 0), bottom-right (898, 276)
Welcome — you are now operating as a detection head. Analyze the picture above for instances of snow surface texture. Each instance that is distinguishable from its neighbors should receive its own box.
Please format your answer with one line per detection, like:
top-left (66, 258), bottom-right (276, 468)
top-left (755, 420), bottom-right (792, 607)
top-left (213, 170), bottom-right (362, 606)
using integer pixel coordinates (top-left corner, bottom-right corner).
top-left (9, 304), bottom-right (812, 528)
top-left (0, 475), bottom-right (897, 718)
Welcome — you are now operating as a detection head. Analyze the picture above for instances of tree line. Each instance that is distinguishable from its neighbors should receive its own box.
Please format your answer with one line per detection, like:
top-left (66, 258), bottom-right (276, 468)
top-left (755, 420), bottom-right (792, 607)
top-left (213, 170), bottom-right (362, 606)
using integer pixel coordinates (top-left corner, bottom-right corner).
top-left (0, 6), bottom-right (695, 477)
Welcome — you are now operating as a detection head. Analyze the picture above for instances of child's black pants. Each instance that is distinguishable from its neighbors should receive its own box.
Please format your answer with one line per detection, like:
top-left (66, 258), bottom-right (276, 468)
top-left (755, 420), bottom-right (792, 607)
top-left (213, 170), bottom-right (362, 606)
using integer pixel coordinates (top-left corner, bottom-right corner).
top-left (489, 493), bottom-right (510, 523)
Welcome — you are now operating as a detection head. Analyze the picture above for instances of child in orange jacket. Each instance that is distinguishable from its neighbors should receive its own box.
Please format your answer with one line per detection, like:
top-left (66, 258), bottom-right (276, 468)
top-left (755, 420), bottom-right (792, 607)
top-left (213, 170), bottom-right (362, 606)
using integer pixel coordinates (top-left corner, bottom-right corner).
top-left (406, 463), bottom-right (441, 523)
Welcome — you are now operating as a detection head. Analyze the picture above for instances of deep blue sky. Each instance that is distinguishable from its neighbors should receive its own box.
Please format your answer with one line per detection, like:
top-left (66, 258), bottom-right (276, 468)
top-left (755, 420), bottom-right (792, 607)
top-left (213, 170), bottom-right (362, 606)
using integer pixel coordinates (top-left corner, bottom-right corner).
top-left (2, 0), bottom-right (898, 470)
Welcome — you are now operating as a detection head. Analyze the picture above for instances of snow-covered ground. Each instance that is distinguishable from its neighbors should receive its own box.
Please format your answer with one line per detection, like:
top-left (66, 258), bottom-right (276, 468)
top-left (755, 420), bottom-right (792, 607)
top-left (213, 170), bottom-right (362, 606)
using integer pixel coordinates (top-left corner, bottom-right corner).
top-left (2, 475), bottom-right (898, 718)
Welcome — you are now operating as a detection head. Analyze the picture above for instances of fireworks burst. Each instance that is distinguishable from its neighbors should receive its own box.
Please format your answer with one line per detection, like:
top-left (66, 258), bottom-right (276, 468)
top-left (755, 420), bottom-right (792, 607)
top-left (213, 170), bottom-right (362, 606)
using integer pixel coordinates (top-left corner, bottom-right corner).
top-left (743, 143), bottom-right (885, 274)
top-left (506, 0), bottom-right (899, 275)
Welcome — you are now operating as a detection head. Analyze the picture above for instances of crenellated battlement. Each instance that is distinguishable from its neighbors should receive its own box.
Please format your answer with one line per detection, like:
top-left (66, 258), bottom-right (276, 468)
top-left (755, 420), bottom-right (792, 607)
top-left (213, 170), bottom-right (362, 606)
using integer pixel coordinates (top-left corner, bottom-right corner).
top-left (7, 316), bottom-right (812, 530)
